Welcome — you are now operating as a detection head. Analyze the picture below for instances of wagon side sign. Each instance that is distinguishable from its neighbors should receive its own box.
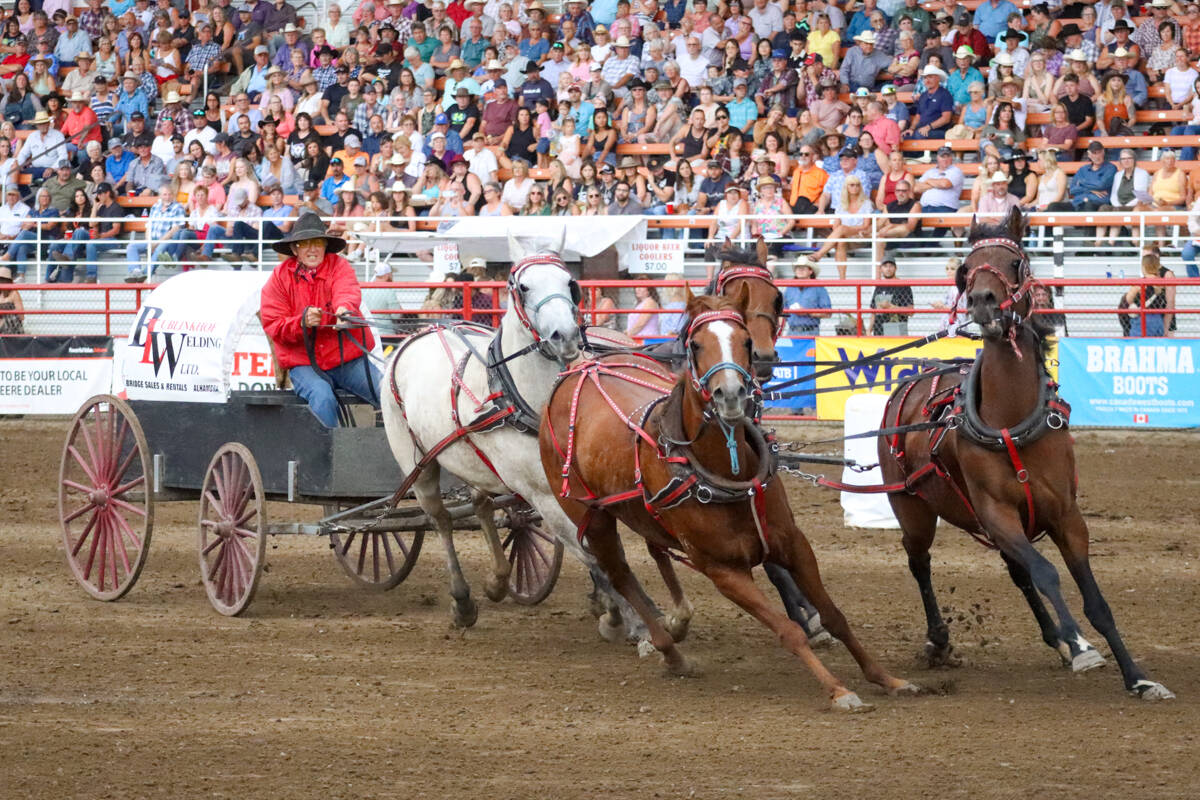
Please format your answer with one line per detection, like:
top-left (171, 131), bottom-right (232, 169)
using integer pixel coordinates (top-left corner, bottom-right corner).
top-left (129, 305), bottom-right (221, 378)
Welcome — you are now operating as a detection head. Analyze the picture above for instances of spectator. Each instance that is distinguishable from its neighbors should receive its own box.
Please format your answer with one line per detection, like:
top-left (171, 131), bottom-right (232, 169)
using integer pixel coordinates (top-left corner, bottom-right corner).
top-left (931, 256), bottom-right (967, 332)
top-left (905, 64), bottom-right (953, 139)
top-left (811, 173), bottom-right (873, 279)
top-left (874, 179), bottom-right (922, 260)
top-left (787, 143), bottom-right (828, 214)
top-left (1067, 141), bottom-right (1116, 211)
top-left (0, 264), bottom-right (21, 332)
top-left (1100, 148), bottom-right (1150, 244)
top-left (124, 184), bottom-right (186, 283)
top-left (626, 278), bottom-right (660, 338)
top-left (1120, 252), bottom-right (1176, 337)
top-left (782, 255), bottom-right (830, 336)
top-left (977, 169), bottom-right (1022, 218)
top-left (869, 258), bottom-right (913, 336)
top-left (840, 30), bottom-right (890, 92)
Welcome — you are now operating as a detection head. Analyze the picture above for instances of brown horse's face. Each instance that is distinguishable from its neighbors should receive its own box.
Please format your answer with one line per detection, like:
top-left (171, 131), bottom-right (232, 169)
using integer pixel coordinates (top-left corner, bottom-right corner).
top-left (721, 274), bottom-right (782, 381)
top-left (965, 243), bottom-right (1030, 340)
top-left (688, 310), bottom-right (755, 424)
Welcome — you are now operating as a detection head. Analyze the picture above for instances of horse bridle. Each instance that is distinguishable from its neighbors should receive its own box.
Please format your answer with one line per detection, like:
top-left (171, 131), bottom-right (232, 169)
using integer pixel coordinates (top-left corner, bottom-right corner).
top-left (963, 236), bottom-right (1041, 358)
top-left (505, 255), bottom-right (584, 361)
top-left (685, 309), bottom-right (756, 403)
top-left (715, 265), bottom-right (785, 338)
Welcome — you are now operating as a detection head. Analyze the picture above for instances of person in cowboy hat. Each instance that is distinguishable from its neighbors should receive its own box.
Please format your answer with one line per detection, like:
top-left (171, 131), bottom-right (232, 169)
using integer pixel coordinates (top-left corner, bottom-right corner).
top-left (516, 58), bottom-right (555, 110)
top-left (62, 89), bottom-right (101, 151)
top-left (841, 29), bottom-right (891, 92)
top-left (19, 110), bottom-right (66, 178)
top-left (947, 44), bottom-right (984, 104)
top-left (259, 211), bottom-right (380, 428)
top-left (782, 255), bottom-right (830, 337)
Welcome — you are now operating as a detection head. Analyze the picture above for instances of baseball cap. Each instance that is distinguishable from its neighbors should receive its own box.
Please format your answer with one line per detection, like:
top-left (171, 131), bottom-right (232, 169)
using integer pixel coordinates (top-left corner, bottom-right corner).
top-left (434, 113), bottom-right (449, 124)
top-left (108, 137), bottom-right (123, 148)
top-left (936, 145), bottom-right (954, 156)
top-left (130, 111), bottom-right (145, 120)
top-left (303, 179), bottom-right (319, 192)
top-left (599, 163), bottom-right (614, 173)
top-left (96, 182), bottom-right (113, 195)
top-left (1087, 140), bottom-right (1105, 152)
top-left (254, 44), bottom-right (269, 55)
top-left (839, 144), bottom-right (862, 158)
top-left (344, 134), bottom-right (361, 147)
top-left (771, 48), bottom-right (787, 58)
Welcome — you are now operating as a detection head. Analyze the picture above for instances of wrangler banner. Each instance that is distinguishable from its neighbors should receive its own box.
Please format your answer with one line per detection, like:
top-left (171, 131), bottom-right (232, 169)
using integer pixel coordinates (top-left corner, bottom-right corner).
top-left (813, 336), bottom-right (984, 420)
top-left (814, 336), bottom-right (1061, 419)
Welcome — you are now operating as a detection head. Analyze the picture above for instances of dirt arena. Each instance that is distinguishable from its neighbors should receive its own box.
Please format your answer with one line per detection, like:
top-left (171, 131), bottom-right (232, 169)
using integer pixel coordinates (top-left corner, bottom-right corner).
top-left (1, 417), bottom-right (1197, 799)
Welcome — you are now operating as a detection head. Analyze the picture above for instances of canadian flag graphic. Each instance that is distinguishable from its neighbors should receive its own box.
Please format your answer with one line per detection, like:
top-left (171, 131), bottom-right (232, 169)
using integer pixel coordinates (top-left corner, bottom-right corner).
top-left (1133, 413), bottom-right (1149, 424)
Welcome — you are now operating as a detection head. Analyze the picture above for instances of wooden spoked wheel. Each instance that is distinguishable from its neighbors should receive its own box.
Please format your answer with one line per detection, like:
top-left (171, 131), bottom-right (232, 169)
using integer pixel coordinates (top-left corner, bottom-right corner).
top-left (504, 521), bottom-right (563, 606)
top-left (198, 443), bottom-right (266, 616)
top-left (328, 502), bottom-right (425, 591)
top-left (58, 394), bottom-right (154, 601)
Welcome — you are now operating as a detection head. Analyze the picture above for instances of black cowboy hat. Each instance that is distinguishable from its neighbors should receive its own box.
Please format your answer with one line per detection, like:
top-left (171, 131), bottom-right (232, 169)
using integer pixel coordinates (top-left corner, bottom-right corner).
top-left (272, 211), bottom-right (347, 255)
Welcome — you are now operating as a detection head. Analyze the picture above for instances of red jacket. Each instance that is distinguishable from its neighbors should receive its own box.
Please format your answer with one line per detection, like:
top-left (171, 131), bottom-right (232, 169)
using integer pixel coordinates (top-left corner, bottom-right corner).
top-left (259, 253), bottom-right (375, 371)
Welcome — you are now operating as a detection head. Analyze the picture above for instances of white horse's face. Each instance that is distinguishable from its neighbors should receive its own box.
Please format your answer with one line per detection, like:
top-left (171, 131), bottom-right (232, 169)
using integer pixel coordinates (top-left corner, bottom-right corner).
top-left (510, 259), bottom-right (583, 364)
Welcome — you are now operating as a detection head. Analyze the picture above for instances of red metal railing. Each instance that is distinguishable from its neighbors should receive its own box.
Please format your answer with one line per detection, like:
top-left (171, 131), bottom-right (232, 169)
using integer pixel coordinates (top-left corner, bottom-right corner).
top-left (0, 278), bottom-right (1196, 338)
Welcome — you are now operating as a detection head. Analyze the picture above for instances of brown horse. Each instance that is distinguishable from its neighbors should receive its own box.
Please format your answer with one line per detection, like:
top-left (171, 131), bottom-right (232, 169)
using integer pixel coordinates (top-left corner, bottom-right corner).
top-left (879, 208), bottom-right (1173, 700)
top-left (539, 289), bottom-right (918, 710)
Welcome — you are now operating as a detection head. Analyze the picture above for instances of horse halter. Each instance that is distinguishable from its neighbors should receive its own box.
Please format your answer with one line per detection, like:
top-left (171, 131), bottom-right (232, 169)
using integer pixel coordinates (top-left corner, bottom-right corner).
top-left (685, 309), bottom-right (756, 404)
top-left (507, 255), bottom-right (583, 356)
top-left (715, 265), bottom-right (785, 337)
top-left (963, 237), bottom-right (1039, 356)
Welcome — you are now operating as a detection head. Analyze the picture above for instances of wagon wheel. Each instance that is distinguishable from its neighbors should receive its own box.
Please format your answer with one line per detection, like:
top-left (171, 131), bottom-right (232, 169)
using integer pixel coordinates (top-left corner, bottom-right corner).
top-left (198, 443), bottom-right (266, 616)
top-left (503, 521), bottom-right (563, 606)
top-left (327, 501), bottom-right (425, 591)
top-left (58, 394), bottom-right (154, 601)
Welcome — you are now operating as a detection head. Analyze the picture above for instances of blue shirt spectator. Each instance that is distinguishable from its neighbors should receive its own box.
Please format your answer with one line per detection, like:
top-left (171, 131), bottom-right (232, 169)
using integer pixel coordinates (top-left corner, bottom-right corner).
top-left (783, 278), bottom-right (831, 333)
top-left (1068, 146), bottom-right (1117, 210)
top-left (973, 0), bottom-right (1019, 39)
top-left (946, 65), bottom-right (985, 105)
top-left (105, 147), bottom-right (136, 183)
top-left (913, 82), bottom-right (954, 134)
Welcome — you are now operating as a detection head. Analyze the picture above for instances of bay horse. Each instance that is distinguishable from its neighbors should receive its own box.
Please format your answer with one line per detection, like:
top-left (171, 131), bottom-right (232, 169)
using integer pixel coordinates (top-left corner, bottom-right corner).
top-left (880, 208), bottom-right (1173, 700)
top-left (539, 290), bottom-right (919, 710)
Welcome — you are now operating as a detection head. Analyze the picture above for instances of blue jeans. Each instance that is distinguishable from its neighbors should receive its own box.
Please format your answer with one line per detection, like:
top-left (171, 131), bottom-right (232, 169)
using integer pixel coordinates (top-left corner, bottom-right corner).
top-left (47, 228), bottom-right (116, 280)
top-left (1171, 125), bottom-right (1200, 160)
top-left (5, 228), bottom-right (39, 277)
top-left (125, 228), bottom-right (191, 276)
top-left (203, 221), bottom-right (259, 261)
top-left (1183, 241), bottom-right (1200, 278)
top-left (289, 358), bottom-right (382, 428)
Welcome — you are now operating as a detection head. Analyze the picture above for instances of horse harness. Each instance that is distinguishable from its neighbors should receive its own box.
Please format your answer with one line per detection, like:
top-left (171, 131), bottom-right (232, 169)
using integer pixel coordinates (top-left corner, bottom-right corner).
top-left (545, 310), bottom-right (778, 568)
top-left (387, 256), bottom-right (583, 501)
top-left (712, 265), bottom-right (786, 338)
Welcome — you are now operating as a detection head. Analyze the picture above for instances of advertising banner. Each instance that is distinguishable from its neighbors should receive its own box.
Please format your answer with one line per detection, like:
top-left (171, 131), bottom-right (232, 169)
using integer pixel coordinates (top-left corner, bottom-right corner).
top-left (1057, 338), bottom-right (1199, 427)
top-left (763, 336), bottom-right (816, 412)
top-left (813, 336), bottom-right (986, 420)
top-left (0, 336), bottom-right (114, 414)
top-left (626, 240), bottom-right (685, 275)
top-left (119, 271), bottom-right (271, 403)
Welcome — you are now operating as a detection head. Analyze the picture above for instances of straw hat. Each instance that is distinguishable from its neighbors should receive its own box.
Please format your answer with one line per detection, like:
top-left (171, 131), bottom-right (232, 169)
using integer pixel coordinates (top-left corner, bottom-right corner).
top-left (854, 30), bottom-right (877, 45)
top-left (792, 254), bottom-right (819, 277)
top-left (1066, 48), bottom-right (1088, 62)
top-left (953, 45), bottom-right (976, 61)
top-left (31, 110), bottom-right (51, 125)
top-left (69, 90), bottom-right (88, 103)
top-left (921, 64), bottom-right (947, 79)
top-left (163, 90), bottom-right (182, 104)
top-left (990, 171), bottom-right (1008, 184)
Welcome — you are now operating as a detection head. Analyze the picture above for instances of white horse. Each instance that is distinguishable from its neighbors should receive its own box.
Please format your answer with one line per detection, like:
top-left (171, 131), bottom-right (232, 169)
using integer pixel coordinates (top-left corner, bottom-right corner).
top-left (383, 233), bottom-right (667, 636)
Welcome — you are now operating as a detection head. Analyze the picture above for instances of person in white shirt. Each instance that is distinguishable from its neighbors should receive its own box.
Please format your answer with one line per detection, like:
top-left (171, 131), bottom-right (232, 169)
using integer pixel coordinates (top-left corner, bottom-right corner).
top-left (464, 131), bottom-right (499, 185)
top-left (19, 112), bottom-right (67, 179)
top-left (0, 185), bottom-right (31, 244)
top-left (322, 4), bottom-right (356, 49)
top-left (184, 111), bottom-right (218, 154)
top-left (676, 36), bottom-right (709, 87)
top-left (749, 0), bottom-right (785, 38)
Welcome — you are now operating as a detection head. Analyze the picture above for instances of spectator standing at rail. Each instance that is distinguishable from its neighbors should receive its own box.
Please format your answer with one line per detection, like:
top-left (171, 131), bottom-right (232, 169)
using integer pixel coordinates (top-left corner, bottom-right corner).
top-left (782, 255), bottom-right (830, 336)
top-left (869, 258), bottom-right (913, 336)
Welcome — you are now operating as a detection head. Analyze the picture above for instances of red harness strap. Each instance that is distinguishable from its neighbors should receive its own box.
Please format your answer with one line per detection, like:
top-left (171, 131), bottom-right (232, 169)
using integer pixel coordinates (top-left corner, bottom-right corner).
top-left (1000, 427), bottom-right (1037, 539)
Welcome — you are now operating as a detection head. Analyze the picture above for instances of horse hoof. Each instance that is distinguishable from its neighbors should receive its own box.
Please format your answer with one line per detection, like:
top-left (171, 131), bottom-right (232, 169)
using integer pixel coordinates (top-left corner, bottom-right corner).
top-left (451, 599), bottom-right (478, 629)
top-left (1072, 648), bottom-right (1107, 674)
top-left (598, 613), bottom-right (625, 643)
top-left (888, 680), bottom-right (923, 697)
top-left (664, 652), bottom-right (700, 677)
top-left (664, 614), bottom-right (691, 643)
top-left (807, 629), bottom-right (834, 649)
top-left (1131, 680), bottom-right (1176, 701)
top-left (636, 638), bottom-right (657, 659)
top-left (924, 641), bottom-right (963, 668)
top-left (484, 575), bottom-right (508, 603)
top-left (831, 692), bottom-right (874, 713)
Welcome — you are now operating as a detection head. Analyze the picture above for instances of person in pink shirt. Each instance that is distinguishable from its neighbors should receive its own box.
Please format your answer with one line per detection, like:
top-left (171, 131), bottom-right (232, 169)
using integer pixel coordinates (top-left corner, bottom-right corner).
top-left (976, 170), bottom-right (1021, 218)
top-left (863, 100), bottom-right (900, 155)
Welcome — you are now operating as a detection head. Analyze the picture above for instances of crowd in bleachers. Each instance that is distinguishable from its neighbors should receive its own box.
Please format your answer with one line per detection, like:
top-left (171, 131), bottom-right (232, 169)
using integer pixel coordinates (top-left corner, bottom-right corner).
top-left (0, 0), bottom-right (1197, 284)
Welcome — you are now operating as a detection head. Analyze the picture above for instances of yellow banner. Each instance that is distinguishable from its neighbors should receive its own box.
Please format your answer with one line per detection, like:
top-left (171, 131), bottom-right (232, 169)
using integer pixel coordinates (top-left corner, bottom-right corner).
top-left (814, 337), bottom-right (1058, 420)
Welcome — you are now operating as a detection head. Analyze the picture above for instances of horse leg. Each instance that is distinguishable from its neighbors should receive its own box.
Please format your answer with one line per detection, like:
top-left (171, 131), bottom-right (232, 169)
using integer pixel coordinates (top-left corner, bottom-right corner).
top-left (773, 524), bottom-right (919, 696)
top-left (647, 543), bottom-right (694, 643)
top-left (1055, 506), bottom-right (1174, 700)
top-left (412, 467), bottom-right (477, 628)
top-left (701, 561), bottom-right (872, 711)
top-left (471, 490), bottom-right (511, 602)
top-left (583, 514), bottom-right (695, 676)
top-left (893, 495), bottom-right (960, 667)
top-left (977, 499), bottom-right (1104, 678)
top-left (762, 563), bottom-right (832, 647)
top-left (1000, 550), bottom-right (1075, 667)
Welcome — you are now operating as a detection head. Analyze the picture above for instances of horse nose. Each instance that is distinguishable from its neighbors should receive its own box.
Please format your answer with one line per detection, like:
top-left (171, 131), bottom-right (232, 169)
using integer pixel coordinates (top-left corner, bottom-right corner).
top-left (711, 381), bottom-right (748, 407)
top-left (969, 288), bottom-right (996, 308)
top-left (550, 329), bottom-right (563, 341)
top-left (754, 348), bottom-right (778, 380)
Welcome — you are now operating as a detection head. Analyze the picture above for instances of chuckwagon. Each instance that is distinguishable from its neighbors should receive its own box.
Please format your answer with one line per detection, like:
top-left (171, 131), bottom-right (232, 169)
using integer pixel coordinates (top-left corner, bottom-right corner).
top-left (56, 271), bottom-right (562, 615)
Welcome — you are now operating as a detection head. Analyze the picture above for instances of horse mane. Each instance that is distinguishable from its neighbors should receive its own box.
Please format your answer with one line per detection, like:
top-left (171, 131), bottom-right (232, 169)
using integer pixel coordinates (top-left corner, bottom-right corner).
top-left (966, 214), bottom-right (1053, 364)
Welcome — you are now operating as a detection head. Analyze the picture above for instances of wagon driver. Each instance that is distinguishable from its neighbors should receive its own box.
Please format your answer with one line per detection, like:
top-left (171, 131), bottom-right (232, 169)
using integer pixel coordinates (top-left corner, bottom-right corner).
top-left (260, 212), bottom-right (381, 427)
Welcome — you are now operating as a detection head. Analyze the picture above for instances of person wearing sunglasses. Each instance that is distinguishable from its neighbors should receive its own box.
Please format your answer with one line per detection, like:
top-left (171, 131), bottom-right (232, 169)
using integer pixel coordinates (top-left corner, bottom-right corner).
top-left (787, 146), bottom-right (829, 214)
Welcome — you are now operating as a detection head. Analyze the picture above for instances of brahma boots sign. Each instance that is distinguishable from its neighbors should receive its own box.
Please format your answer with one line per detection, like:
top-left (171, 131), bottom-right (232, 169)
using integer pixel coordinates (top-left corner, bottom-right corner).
top-left (1058, 339), bottom-right (1199, 427)
top-left (0, 336), bottom-right (114, 414)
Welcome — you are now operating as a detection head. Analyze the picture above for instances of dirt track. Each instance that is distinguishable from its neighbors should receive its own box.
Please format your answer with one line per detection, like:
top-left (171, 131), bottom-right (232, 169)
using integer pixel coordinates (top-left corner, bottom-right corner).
top-left (1, 418), bottom-right (1198, 799)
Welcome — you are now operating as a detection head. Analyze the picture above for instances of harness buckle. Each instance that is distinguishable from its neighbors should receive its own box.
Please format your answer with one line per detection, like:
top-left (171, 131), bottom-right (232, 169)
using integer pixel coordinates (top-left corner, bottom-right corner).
top-left (946, 414), bottom-right (961, 430)
top-left (695, 484), bottom-right (714, 504)
top-left (1046, 412), bottom-right (1065, 430)
top-left (1015, 468), bottom-right (1029, 483)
